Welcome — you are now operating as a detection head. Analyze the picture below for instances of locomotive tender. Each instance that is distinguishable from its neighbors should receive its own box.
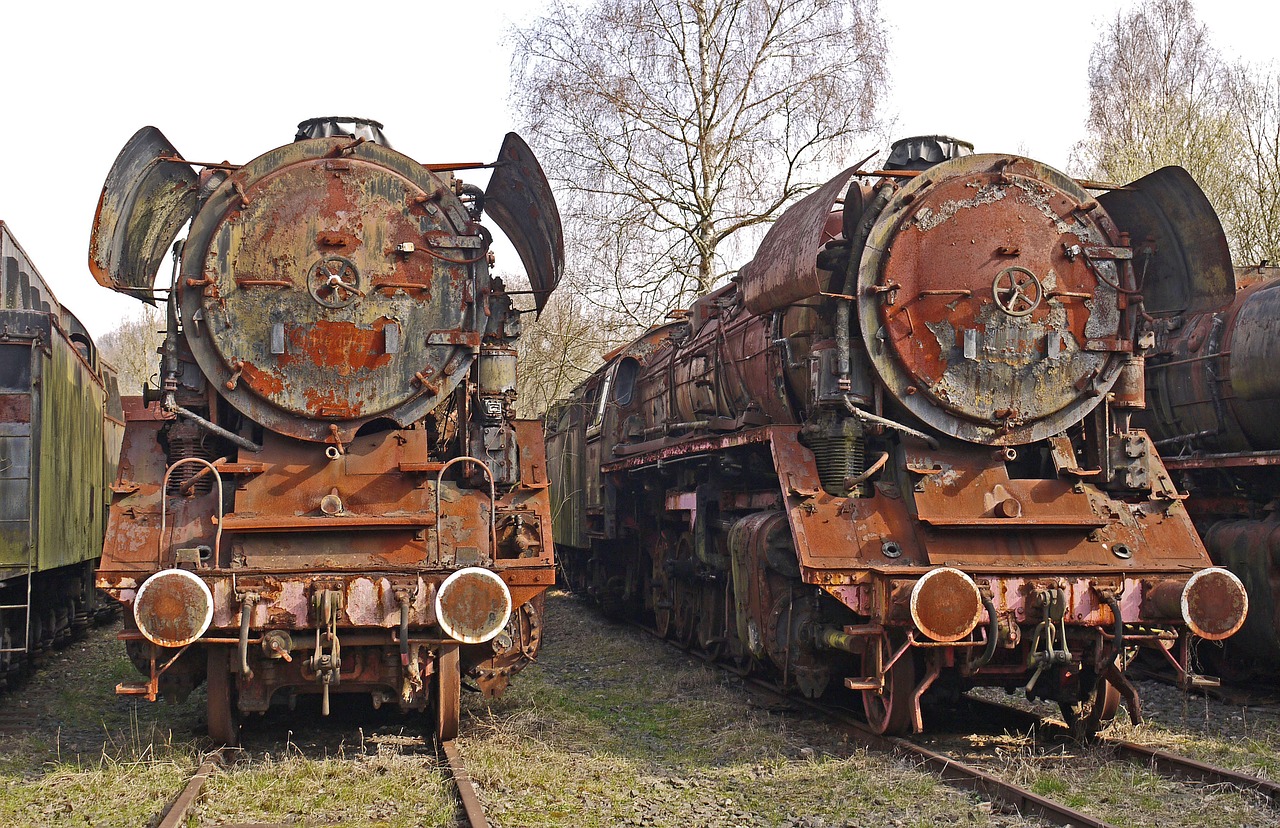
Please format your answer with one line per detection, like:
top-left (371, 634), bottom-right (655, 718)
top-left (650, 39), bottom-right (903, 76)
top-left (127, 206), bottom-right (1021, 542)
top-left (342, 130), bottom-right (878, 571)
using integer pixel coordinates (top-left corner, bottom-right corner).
top-left (89, 118), bottom-right (562, 744)
top-left (0, 222), bottom-right (123, 678)
top-left (549, 137), bottom-right (1247, 735)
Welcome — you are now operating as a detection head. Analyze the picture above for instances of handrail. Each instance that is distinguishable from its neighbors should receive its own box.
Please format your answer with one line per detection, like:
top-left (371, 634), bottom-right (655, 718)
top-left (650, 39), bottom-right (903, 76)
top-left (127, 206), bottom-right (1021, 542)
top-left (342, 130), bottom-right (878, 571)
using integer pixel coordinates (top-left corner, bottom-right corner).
top-left (159, 458), bottom-right (225, 566)
top-left (434, 456), bottom-right (497, 562)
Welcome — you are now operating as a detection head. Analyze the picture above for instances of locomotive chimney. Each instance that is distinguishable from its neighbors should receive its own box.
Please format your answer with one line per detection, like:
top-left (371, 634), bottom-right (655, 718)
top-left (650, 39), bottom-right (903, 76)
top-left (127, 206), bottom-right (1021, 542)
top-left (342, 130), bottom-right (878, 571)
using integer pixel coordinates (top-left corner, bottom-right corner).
top-left (295, 116), bottom-right (392, 148)
top-left (883, 135), bottom-right (973, 171)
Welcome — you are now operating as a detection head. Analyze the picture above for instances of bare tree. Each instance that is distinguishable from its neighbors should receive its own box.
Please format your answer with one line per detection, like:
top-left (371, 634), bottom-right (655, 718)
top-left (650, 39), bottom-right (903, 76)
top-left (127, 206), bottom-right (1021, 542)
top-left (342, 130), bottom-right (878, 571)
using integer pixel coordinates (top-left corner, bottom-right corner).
top-left (514, 294), bottom-right (623, 419)
top-left (1074, 0), bottom-right (1280, 266)
top-left (509, 0), bottom-right (889, 326)
top-left (98, 306), bottom-right (164, 398)
top-left (1223, 65), bottom-right (1280, 266)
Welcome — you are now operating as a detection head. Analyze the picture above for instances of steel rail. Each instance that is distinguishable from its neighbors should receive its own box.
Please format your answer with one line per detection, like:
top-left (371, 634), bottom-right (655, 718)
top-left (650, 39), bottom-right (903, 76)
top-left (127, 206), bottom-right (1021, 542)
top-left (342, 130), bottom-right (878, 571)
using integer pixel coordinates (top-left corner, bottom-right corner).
top-left (1104, 739), bottom-right (1280, 805)
top-left (631, 620), bottom-right (1116, 828)
top-left (155, 749), bottom-right (226, 828)
top-left (770, 679), bottom-right (1116, 828)
top-left (964, 694), bottom-right (1280, 808)
top-left (441, 738), bottom-right (489, 828)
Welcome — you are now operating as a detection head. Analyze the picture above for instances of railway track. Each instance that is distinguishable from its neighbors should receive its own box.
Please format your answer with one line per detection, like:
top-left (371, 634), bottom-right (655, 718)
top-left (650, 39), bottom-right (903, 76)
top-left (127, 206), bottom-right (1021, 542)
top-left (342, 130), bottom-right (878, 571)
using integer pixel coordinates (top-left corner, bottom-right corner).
top-left (961, 695), bottom-right (1280, 807)
top-left (152, 739), bottom-right (490, 828)
top-left (638, 620), bottom-right (1280, 828)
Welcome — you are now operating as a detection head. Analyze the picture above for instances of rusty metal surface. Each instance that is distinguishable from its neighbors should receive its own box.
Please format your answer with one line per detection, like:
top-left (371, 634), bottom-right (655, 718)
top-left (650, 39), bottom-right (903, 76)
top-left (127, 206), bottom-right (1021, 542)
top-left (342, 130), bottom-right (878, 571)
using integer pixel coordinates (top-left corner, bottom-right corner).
top-left (179, 137), bottom-right (482, 444)
top-left (1099, 165), bottom-right (1234, 315)
top-left (1181, 567), bottom-right (1248, 641)
top-left (1142, 276), bottom-right (1280, 454)
top-left (739, 165), bottom-right (858, 315)
top-left (436, 567), bottom-right (513, 643)
top-left (1202, 516), bottom-right (1280, 673)
top-left (483, 133), bottom-right (564, 313)
top-left (134, 569), bottom-right (213, 647)
top-left (909, 567), bottom-right (982, 642)
top-left (858, 154), bottom-right (1124, 445)
top-left (88, 127), bottom-right (198, 300)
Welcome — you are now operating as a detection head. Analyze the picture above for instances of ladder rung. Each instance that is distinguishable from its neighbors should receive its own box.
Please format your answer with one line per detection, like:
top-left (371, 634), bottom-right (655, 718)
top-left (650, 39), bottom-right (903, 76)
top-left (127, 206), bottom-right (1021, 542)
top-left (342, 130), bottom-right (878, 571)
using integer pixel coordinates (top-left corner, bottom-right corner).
top-left (0, 647), bottom-right (28, 653)
top-left (0, 605), bottom-right (29, 610)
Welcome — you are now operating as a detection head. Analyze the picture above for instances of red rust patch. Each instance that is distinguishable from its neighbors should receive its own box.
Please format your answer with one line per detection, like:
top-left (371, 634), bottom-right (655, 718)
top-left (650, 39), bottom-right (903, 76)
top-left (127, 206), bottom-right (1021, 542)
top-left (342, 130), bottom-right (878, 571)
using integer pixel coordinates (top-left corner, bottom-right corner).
top-left (238, 361), bottom-right (286, 397)
top-left (286, 318), bottom-right (395, 372)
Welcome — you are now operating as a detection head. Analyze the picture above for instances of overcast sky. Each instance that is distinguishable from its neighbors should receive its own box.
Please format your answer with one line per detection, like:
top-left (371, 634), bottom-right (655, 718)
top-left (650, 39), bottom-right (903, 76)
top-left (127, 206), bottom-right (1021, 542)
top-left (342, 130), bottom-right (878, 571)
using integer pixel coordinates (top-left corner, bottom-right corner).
top-left (0, 1), bottom-right (1273, 339)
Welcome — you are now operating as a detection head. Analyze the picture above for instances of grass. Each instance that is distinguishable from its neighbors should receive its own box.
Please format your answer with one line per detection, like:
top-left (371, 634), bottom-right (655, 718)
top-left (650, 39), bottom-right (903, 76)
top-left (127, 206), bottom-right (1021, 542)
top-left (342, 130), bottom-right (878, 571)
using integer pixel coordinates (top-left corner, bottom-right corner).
top-left (7, 592), bottom-right (1280, 826)
top-left (460, 592), bottom-right (1007, 827)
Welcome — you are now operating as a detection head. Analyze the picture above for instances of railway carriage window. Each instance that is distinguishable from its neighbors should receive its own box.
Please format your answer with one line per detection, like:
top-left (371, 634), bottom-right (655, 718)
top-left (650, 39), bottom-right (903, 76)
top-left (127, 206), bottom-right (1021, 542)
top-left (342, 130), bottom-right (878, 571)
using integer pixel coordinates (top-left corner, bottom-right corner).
top-left (0, 345), bottom-right (31, 392)
top-left (106, 375), bottom-right (124, 421)
top-left (71, 333), bottom-right (94, 367)
top-left (613, 358), bottom-right (639, 407)
top-left (586, 369), bottom-right (614, 437)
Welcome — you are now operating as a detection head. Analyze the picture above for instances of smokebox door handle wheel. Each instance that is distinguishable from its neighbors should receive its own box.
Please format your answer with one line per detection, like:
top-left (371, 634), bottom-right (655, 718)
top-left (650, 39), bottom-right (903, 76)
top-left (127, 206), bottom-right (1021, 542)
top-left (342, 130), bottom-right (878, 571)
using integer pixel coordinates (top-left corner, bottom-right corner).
top-left (992, 266), bottom-right (1043, 317)
top-left (436, 644), bottom-right (461, 742)
top-left (308, 256), bottom-right (364, 308)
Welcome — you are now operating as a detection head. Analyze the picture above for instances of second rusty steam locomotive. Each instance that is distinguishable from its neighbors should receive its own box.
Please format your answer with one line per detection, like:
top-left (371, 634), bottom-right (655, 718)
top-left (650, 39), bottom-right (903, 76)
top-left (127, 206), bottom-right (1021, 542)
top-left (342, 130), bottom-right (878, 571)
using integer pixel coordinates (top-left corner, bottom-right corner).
top-left (549, 137), bottom-right (1247, 735)
top-left (89, 118), bottom-right (562, 744)
top-left (1114, 159), bottom-right (1280, 678)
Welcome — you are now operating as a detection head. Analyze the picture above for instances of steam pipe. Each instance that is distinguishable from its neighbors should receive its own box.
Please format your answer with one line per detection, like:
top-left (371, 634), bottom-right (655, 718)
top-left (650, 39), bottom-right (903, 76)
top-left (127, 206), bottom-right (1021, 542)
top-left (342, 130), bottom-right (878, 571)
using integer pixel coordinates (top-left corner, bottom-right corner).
top-left (172, 405), bottom-right (263, 453)
top-left (835, 182), bottom-right (892, 388)
top-left (844, 397), bottom-right (939, 449)
top-left (972, 594), bottom-right (999, 669)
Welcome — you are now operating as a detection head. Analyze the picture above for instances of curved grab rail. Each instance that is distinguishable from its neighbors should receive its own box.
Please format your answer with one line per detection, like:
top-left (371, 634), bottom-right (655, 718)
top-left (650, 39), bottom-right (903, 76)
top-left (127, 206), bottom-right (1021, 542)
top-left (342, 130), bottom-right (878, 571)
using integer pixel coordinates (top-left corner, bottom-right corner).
top-left (434, 456), bottom-right (497, 563)
top-left (159, 458), bottom-right (225, 567)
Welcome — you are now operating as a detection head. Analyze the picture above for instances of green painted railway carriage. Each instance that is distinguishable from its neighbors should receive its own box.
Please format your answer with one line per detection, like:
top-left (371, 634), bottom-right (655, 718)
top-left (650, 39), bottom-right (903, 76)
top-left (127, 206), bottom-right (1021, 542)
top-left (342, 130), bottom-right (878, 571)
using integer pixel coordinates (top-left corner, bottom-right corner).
top-left (0, 221), bottom-right (123, 678)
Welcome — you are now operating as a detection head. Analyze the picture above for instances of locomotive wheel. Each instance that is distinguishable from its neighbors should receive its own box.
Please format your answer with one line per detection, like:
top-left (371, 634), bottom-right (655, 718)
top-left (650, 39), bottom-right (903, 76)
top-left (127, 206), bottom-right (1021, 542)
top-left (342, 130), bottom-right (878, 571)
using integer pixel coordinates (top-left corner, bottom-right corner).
top-left (435, 645), bottom-right (461, 743)
top-left (673, 583), bottom-right (698, 646)
top-left (206, 646), bottom-right (241, 746)
top-left (672, 534), bottom-right (698, 646)
top-left (862, 632), bottom-right (916, 736)
top-left (697, 581), bottom-right (725, 660)
top-left (650, 540), bottom-right (674, 638)
top-left (1061, 678), bottom-right (1121, 740)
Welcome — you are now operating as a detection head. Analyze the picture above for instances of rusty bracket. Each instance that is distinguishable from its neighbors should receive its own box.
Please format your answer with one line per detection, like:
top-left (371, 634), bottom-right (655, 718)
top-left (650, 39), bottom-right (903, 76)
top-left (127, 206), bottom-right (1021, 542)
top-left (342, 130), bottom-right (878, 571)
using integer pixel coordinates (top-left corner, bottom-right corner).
top-left (224, 359), bottom-right (244, 391)
top-left (1047, 436), bottom-right (1101, 479)
top-left (327, 424), bottom-right (346, 455)
top-left (1084, 337), bottom-right (1133, 353)
top-left (867, 282), bottom-right (902, 305)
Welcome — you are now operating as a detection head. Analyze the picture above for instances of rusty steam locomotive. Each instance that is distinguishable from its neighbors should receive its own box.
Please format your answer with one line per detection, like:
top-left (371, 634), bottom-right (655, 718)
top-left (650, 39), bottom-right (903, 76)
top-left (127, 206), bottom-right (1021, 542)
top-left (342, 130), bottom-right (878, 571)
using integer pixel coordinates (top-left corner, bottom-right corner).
top-left (89, 118), bottom-right (562, 744)
top-left (548, 137), bottom-right (1247, 735)
top-left (1118, 164), bottom-right (1280, 678)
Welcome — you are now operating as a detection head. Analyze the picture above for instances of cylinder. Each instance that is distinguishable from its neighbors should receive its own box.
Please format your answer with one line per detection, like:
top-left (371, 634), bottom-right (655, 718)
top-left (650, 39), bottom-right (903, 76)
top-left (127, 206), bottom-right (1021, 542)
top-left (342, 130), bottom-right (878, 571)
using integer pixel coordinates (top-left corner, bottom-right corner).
top-left (1112, 355), bottom-right (1146, 410)
top-left (477, 347), bottom-right (517, 396)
